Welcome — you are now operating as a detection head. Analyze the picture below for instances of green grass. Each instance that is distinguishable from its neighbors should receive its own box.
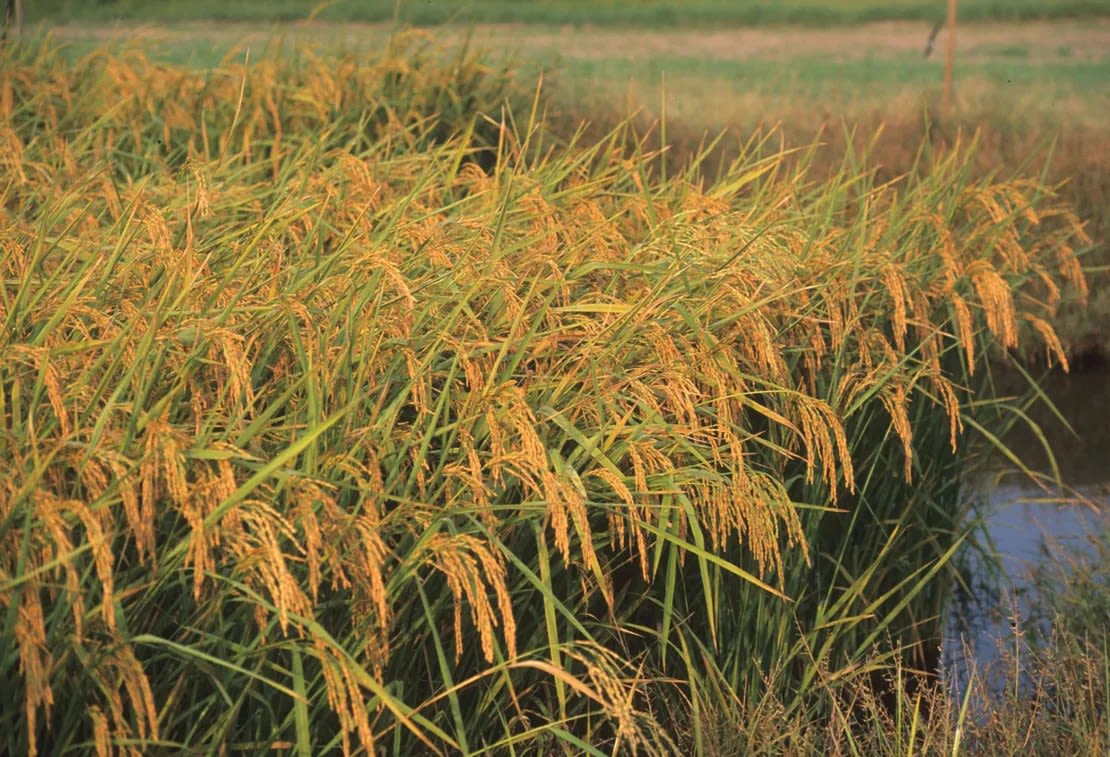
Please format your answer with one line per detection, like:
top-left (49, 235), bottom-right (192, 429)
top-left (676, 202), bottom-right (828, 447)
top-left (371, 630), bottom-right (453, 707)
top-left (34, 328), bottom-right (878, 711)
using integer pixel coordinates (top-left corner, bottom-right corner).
top-left (557, 56), bottom-right (1110, 99)
top-left (26, 0), bottom-right (1110, 27)
top-left (33, 27), bottom-right (1110, 106)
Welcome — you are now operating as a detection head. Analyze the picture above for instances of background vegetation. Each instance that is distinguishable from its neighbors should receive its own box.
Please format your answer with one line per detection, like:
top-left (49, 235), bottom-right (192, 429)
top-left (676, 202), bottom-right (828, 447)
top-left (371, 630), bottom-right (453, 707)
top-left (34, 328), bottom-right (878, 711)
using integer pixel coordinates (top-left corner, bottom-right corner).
top-left (26, 0), bottom-right (1110, 26)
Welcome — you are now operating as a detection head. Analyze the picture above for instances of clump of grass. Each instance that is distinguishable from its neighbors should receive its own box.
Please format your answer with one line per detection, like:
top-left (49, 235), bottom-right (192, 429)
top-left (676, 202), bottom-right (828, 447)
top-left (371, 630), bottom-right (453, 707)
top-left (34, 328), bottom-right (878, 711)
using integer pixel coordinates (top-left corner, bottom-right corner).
top-left (1023, 505), bottom-right (1110, 644)
top-left (0, 29), bottom-right (519, 176)
top-left (681, 604), bottom-right (1110, 755)
top-left (0, 36), bottom-right (1090, 754)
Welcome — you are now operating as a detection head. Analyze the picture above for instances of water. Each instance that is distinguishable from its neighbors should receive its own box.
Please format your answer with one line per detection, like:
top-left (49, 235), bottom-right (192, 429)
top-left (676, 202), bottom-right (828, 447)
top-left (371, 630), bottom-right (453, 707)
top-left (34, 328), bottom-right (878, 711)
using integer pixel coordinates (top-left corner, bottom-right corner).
top-left (936, 361), bottom-right (1110, 705)
top-left (942, 476), bottom-right (1109, 708)
top-left (940, 365), bottom-right (1110, 708)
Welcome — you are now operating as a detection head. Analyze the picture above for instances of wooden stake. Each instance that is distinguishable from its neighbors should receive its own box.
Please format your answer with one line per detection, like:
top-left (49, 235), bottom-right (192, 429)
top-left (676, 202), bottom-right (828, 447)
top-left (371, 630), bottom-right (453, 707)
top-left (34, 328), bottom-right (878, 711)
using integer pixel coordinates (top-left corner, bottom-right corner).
top-left (942, 0), bottom-right (958, 115)
top-left (2, 0), bottom-right (22, 43)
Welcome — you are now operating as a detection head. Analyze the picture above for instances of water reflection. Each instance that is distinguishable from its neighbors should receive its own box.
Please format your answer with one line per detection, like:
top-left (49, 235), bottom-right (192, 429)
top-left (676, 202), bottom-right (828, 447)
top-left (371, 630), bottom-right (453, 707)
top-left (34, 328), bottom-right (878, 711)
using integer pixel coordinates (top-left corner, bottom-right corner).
top-left (985, 365), bottom-right (1110, 487)
top-left (942, 365), bottom-right (1110, 707)
top-left (943, 477), bottom-right (1109, 706)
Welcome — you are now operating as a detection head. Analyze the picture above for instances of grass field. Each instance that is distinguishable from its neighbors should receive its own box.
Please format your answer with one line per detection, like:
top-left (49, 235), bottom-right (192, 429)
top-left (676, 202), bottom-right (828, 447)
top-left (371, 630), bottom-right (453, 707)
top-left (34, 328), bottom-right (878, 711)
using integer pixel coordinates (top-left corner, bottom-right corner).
top-left (45, 20), bottom-right (1110, 106)
top-left (24, 0), bottom-right (1110, 26)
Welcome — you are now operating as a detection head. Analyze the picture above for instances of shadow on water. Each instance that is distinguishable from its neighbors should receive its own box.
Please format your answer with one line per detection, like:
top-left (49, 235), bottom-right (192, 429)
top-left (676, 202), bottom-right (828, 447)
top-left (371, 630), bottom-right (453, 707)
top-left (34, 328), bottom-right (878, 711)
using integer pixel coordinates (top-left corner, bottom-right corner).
top-left (987, 362), bottom-right (1110, 487)
top-left (942, 365), bottom-right (1110, 708)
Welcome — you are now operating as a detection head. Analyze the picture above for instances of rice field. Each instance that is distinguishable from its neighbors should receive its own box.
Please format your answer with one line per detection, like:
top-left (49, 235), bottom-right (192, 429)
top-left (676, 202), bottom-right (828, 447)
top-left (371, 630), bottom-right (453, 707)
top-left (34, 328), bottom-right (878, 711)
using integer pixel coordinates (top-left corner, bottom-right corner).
top-left (0, 32), bottom-right (1097, 755)
top-left (35, 15), bottom-right (1110, 358)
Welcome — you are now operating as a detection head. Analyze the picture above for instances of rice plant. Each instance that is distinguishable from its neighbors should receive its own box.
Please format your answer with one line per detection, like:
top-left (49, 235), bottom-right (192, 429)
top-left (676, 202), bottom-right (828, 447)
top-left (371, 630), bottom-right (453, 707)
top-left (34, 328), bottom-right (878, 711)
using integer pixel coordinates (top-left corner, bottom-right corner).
top-left (0, 34), bottom-right (1090, 754)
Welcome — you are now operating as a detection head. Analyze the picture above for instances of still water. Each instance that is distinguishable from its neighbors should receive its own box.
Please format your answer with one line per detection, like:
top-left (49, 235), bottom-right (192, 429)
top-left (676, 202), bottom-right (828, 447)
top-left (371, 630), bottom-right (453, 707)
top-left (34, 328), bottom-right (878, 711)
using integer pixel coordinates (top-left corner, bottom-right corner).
top-left (942, 477), bottom-right (1109, 705)
top-left (941, 367), bottom-right (1110, 705)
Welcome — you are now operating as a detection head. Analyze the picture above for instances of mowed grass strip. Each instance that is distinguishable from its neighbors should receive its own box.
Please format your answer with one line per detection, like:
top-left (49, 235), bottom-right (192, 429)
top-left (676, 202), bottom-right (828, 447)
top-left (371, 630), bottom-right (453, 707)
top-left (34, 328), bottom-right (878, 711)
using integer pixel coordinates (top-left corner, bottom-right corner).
top-left (0, 36), bottom-right (1090, 754)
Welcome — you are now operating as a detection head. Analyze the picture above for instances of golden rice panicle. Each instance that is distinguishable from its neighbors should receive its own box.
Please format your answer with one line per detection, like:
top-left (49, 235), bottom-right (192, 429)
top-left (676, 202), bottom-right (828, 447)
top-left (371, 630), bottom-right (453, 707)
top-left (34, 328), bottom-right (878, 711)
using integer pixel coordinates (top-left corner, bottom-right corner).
top-left (0, 125), bottom-right (28, 185)
top-left (696, 471), bottom-right (808, 580)
top-left (823, 283), bottom-right (849, 356)
top-left (792, 392), bottom-right (855, 496)
top-left (950, 294), bottom-right (977, 375)
top-left (910, 289), bottom-right (942, 374)
top-left (12, 586), bottom-right (51, 757)
top-left (497, 387), bottom-right (565, 533)
top-left (6, 346), bottom-right (71, 440)
top-left (139, 417), bottom-right (187, 562)
top-left (288, 480), bottom-right (334, 603)
top-left (930, 373), bottom-right (965, 453)
top-left (89, 705), bottom-right (111, 757)
top-left (424, 533), bottom-right (517, 662)
top-left (589, 467), bottom-right (650, 579)
top-left (179, 486), bottom-right (214, 603)
top-left (556, 461), bottom-right (613, 605)
top-left (103, 642), bottom-right (160, 755)
top-left (177, 453), bottom-right (239, 602)
top-left (1031, 262), bottom-right (1064, 309)
top-left (1025, 313), bottom-right (1071, 372)
top-left (35, 490), bottom-right (86, 637)
top-left (965, 184), bottom-right (1033, 273)
top-left (1037, 205), bottom-right (1091, 304)
top-left (929, 212), bottom-right (963, 291)
top-left (207, 327), bottom-right (255, 411)
top-left (314, 641), bottom-right (375, 757)
top-left (968, 260), bottom-right (1019, 351)
top-left (0, 70), bottom-right (15, 119)
top-left (62, 497), bottom-right (117, 632)
top-left (560, 644), bottom-right (674, 757)
top-left (885, 381), bottom-right (915, 482)
top-left (227, 498), bottom-right (313, 636)
top-left (352, 508), bottom-right (392, 634)
top-left (881, 264), bottom-right (910, 354)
